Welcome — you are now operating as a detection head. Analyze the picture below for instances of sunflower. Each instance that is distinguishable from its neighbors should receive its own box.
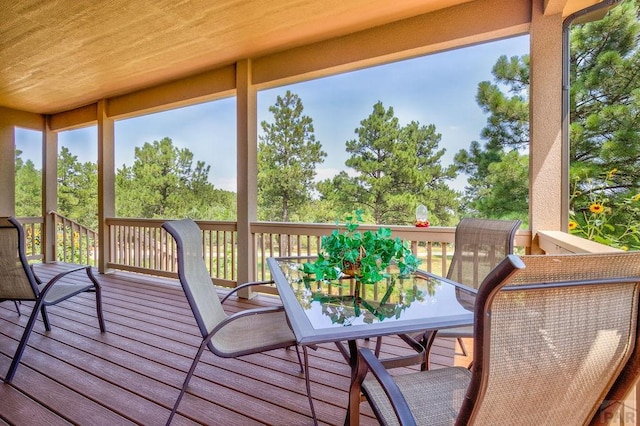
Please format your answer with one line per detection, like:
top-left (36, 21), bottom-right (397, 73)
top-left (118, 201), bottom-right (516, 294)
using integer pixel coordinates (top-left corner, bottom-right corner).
top-left (568, 220), bottom-right (578, 230)
top-left (589, 203), bottom-right (604, 214)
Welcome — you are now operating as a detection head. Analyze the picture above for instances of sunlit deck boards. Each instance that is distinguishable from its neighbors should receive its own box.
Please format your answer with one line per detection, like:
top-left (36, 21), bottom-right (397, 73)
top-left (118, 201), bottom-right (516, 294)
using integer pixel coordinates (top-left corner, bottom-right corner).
top-left (0, 263), bottom-right (457, 425)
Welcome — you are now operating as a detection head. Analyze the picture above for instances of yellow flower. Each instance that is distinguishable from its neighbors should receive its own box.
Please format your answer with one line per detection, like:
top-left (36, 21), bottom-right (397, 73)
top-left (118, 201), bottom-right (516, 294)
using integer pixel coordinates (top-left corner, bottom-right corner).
top-left (633, 193), bottom-right (640, 202)
top-left (607, 168), bottom-right (618, 179)
top-left (568, 220), bottom-right (578, 230)
top-left (589, 203), bottom-right (604, 214)
top-left (622, 246), bottom-right (629, 251)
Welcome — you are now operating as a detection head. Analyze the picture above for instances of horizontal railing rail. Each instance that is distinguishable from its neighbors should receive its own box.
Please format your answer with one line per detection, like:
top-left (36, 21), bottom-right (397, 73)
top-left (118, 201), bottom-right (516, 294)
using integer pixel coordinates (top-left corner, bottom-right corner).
top-left (537, 230), bottom-right (622, 254)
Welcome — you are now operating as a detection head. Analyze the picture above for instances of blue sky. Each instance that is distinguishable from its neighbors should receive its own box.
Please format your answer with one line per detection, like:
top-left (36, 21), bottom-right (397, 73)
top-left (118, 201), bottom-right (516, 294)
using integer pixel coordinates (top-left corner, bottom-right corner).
top-left (16, 34), bottom-right (529, 193)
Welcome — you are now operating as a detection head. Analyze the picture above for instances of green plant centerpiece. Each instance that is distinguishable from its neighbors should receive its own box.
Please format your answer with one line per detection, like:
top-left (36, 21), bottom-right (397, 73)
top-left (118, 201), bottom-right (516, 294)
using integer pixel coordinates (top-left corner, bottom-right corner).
top-left (302, 210), bottom-right (421, 289)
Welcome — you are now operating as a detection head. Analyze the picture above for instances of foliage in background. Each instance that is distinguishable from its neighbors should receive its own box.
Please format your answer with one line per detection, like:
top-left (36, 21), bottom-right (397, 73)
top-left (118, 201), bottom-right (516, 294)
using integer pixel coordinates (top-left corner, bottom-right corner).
top-left (569, 0), bottom-right (640, 203)
top-left (58, 146), bottom-right (99, 229)
top-left (317, 101), bottom-right (459, 226)
top-left (15, 150), bottom-right (42, 217)
top-left (569, 169), bottom-right (640, 250)
top-left (455, 0), bottom-right (640, 244)
top-left (115, 137), bottom-right (235, 220)
top-left (258, 90), bottom-right (326, 222)
top-left (453, 54), bottom-right (530, 224)
top-left (15, 138), bottom-right (236, 228)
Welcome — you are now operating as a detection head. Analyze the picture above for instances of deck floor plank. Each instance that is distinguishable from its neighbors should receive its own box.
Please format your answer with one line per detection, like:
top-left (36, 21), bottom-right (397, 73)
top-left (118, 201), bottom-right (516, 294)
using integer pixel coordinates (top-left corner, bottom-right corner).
top-left (0, 263), bottom-right (458, 425)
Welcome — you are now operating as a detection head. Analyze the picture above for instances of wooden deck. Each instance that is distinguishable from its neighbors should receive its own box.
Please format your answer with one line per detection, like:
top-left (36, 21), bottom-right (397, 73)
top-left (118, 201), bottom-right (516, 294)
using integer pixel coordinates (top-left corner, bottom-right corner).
top-left (0, 263), bottom-right (460, 425)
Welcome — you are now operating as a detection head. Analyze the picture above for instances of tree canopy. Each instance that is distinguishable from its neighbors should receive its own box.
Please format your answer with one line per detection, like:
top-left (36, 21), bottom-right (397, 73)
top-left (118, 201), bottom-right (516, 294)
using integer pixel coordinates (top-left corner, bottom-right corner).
top-left (318, 101), bottom-right (459, 225)
top-left (15, 150), bottom-right (42, 218)
top-left (116, 137), bottom-right (235, 220)
top-left (453, 55), bottom-right (530, 222)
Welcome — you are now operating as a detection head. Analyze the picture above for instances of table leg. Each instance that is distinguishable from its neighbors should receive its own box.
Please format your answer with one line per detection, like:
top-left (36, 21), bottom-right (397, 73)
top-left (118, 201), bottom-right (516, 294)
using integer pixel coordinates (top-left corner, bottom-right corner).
top-left (344, 339), bottom-right (369, 426)
top-left (303, 345), bottom-right (318, 425)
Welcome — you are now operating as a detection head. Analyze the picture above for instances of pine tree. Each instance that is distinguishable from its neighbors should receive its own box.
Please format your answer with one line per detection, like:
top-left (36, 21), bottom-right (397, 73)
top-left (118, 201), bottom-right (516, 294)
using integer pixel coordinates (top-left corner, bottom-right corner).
top-left (319, 101), bottom-right (458, 225)
top-left (258, 90), bottom-right (326, 222)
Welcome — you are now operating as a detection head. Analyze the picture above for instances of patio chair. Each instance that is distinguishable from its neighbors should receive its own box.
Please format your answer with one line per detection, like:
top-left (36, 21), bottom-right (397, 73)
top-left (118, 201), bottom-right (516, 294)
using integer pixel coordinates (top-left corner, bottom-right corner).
top-left (0, 216), bottom-right (106, 383)
top-left (425, 218), bottom-right (521, 357)
top-left (357, 252), bottom-right (640, 425)
top-left (162, 219), bottom-right (304, 425)
top-left (380, 218), bottom-right (521, 369)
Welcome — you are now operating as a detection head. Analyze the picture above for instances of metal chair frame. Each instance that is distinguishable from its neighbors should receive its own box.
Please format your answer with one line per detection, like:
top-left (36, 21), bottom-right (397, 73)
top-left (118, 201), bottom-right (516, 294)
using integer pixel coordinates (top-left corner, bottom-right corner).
top-left (0, 216), bottom-right (106, 383)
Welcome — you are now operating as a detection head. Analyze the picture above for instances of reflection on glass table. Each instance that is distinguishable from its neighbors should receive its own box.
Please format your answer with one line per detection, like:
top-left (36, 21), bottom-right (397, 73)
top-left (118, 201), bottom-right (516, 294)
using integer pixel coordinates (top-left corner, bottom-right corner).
top-left (274, 257), bottom-right (475, 341)
top-left (299, 268), bottom-right (438, 326)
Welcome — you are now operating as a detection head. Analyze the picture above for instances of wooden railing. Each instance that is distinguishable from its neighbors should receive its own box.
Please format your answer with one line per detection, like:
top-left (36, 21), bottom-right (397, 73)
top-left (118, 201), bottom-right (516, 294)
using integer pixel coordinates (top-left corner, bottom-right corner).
top-left (106, 218), bottom-right (238, 287)
top-left (105, 218), bottom-right (531, 290)
top-left (19, 215), bottom-right (533, 290)
top-left (537, 230), bottom-right (622, 254)
top-left (17, 212), bottom-right (98, 265)
top-left (16, 216), bottom-right (44, 262)
top-left (51, 212), bottom-right (99, 266)
top-left (253, 221), bottom-right (532, 281)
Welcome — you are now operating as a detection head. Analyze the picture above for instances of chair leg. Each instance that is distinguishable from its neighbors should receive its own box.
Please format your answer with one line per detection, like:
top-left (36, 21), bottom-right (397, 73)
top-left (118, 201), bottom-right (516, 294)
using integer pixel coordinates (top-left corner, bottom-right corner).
top-left (457, 337), bottom-right (469, 357)
top-left (40, 305), bottom-right (51, 331)
top-left (86, 267), bottom-right (106, 332)
top-left (302, 346), bottom-right (318, 425)
top-left (166, 339), bottom-right (209, 425)
top-left (14, 301), bottom-right (21, 316)
top-left (374, 336), bottom-right (383, 357)
top-left (4, 299), bottom-right (45, 383)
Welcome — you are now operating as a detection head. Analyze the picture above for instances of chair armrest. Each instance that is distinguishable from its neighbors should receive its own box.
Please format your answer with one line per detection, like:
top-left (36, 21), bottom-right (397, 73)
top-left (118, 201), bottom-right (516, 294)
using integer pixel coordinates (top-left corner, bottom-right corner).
top-left (221, 280), bottom-right (275, 304)
top-left (39, 265), bottom-right (92, 297)
top-left (359, 347), bottom-right (417, 426)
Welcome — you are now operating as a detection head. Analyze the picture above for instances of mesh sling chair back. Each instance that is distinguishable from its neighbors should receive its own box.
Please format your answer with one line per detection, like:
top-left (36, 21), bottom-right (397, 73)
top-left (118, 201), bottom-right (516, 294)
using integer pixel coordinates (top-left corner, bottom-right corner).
top-left (358, 252), bottom-right (640, 425)
top-left (0, 216), bottom-right (106, 383)
top-left (162, 219), bottom-right (304, 425)
top-left (430, 217), bottom-right (522, 359)
top-left (447, 217), bottom-right (522, 289)
top-left (385, 218), bottom-right (521, 370)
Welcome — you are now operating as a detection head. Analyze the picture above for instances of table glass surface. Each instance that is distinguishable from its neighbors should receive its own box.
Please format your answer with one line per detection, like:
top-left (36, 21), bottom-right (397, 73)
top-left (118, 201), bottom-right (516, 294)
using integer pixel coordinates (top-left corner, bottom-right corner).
top-left (270, 257), bottom-right (475, 336)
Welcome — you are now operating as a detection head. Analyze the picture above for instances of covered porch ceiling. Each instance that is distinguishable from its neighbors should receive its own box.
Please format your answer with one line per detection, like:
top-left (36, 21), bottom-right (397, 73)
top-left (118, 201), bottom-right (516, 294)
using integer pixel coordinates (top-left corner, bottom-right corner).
top-left (1, 0), bottom-right (602, 116)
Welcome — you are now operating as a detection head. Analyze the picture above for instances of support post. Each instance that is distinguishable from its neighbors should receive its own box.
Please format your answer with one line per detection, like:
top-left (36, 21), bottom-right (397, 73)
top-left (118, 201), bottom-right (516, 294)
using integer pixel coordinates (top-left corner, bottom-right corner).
top-left (236, 59), bottom-right (258, 298)
top-left (0, 115), bottom-right (15, 217)
top-left (97, 100), bottom-right (115, 273)
top-left (529, 0), bottom-right (563, 253)
top-left (43, 118), bottom-right (58, 262)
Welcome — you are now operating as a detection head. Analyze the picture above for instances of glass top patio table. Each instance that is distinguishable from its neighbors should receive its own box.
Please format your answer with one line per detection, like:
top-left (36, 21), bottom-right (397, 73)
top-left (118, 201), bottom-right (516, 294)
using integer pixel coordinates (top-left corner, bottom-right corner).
top-left (268, 256), bottom-right (476, 347)
top-left (268, 256), bottom-right (477, 425)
